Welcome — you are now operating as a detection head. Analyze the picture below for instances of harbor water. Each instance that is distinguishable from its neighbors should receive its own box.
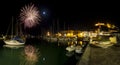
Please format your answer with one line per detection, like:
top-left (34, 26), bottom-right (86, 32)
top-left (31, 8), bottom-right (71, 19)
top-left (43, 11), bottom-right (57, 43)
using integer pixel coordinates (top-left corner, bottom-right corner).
top-left (0, 39), bottom-right (86, 65)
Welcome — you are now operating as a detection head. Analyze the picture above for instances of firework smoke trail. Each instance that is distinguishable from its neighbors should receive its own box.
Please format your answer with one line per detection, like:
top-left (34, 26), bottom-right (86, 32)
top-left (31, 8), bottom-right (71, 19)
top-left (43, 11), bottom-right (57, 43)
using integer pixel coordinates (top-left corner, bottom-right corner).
top-left (20, 4), bottom-right (41, 28)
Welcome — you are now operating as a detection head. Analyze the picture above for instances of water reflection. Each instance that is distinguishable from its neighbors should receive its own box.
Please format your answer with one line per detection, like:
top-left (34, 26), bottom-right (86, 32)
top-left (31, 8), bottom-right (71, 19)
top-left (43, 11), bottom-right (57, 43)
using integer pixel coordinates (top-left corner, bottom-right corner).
top-left (0, 40), bottom-right (80, 65)
top-left (20, 45), bottom-right (40, 65)
top-left (3, 45), bottom-right (24, 49)
top-left (66, 51), bottom-right (75, 57)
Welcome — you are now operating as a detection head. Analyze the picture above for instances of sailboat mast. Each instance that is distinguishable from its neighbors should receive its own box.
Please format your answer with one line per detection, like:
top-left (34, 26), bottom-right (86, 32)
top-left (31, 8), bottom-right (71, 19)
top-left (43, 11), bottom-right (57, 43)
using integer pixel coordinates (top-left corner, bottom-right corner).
top-left (64, 22), bottom-right (65, 31)
top-left (57, 18), bottom-right (59, 33)
top-left (20, 22), bottom-right (23, 36)
top-left (16, 19), bottom-right (18, 36)
top-left (52, 19), bottom-right (55, 34)
top-left (11, 16), bottom-right (14, 38)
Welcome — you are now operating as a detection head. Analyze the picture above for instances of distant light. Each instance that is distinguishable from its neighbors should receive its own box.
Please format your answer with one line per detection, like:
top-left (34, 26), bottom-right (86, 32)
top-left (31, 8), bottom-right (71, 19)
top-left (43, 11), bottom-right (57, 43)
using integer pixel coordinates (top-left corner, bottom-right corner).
top-left (43, 58), bottom-right (46, 61)
top-left (43, 11), bottom-right (46, 15)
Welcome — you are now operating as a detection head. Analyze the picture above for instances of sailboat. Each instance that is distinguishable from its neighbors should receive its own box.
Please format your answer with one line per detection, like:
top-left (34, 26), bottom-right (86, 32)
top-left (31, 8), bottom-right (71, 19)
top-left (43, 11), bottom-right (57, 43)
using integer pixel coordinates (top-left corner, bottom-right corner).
top-left (4, 17), bottom-right (26, 46)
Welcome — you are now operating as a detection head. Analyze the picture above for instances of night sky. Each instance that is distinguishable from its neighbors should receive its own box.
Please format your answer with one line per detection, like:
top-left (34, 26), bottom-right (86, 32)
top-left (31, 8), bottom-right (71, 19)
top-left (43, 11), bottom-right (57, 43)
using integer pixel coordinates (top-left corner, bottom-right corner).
top-left (0, 0), bottom-right (120, 35)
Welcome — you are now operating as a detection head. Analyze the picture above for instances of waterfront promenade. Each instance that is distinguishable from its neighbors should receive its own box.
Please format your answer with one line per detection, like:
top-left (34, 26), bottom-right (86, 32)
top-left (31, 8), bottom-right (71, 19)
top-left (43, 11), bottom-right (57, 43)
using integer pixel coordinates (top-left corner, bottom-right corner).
top-left (77, 44), bottom-right (120, 65)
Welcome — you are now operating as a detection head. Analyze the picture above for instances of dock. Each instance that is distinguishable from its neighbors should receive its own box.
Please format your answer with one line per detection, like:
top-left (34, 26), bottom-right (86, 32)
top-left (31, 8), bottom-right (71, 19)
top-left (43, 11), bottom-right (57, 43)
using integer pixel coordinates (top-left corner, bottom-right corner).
top-left (77, 44), bottom-right (120, 65)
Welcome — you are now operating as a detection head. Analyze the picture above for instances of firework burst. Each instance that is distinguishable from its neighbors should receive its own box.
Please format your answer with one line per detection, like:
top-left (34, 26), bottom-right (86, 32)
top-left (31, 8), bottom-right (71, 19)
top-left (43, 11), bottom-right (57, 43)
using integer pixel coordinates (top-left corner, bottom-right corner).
top-left (20, 4), bottom-right (41, 28)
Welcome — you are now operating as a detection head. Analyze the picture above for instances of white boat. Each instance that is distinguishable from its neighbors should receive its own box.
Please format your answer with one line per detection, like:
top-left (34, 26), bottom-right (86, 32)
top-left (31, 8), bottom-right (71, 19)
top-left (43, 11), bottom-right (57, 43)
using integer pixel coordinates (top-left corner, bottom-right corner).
top-left (4, 16), bottom-right (25, 45)
top-left (66, 45), bottom-right (76, 52)
top-left (4, 39), bottom-right (25, 46)
top-left (75, 45), bottom-right (82, 54)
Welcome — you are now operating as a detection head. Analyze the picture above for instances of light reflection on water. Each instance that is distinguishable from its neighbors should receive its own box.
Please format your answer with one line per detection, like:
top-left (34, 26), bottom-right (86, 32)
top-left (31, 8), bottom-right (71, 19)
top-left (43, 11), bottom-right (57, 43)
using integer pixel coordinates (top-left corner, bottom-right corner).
top-left (0, 40), bottom-right (83, 65)
top-left (20, 45), bottom-right (40, 65)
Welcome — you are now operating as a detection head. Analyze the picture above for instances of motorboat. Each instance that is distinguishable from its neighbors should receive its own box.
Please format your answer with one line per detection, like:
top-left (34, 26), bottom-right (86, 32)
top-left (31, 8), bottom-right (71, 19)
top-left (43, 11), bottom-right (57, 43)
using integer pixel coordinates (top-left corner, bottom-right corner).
top-left (66, 45), bottom-right (76, 52)
top-left (75, 45), bottom-right (82, 54)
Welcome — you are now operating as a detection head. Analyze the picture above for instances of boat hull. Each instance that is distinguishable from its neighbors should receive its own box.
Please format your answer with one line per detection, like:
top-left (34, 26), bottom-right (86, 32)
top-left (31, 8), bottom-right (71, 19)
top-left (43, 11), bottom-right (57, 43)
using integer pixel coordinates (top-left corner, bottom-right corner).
top-left (4, 40), bottom-right (25, 46)
top-left (66, 45), bottom-right (76, 52)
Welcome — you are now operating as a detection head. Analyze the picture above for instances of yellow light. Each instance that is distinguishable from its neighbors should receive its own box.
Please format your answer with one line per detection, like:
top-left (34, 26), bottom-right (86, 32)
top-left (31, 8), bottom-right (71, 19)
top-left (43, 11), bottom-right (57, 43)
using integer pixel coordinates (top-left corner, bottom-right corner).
top-left (67, 33), bottom-right (71, 37)
top-left (70, 33), bottom-right (73, 37)
top-left (106, 23), bottom-right (111, 28)
top-left (79, 41), bottom-right (82, 45)
top-left (95, 23), bottom-right (105, 26)
top-left (47, 32), bottom-right (50, 36)
top-left (58, 33), bottom-right (61, 36)
top-left (109, 36), bottom-right (117, 43)
top-left (67, 32), bottom-right (73, 37)
top-left (77, 33), bottom-right (83, 37)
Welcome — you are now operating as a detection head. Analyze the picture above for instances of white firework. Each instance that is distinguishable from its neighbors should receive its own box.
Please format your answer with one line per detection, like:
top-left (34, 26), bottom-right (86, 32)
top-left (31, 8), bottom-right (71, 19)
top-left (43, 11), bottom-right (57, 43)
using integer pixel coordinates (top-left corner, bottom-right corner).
top-left (20, 4), bottom-right (41, 28)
